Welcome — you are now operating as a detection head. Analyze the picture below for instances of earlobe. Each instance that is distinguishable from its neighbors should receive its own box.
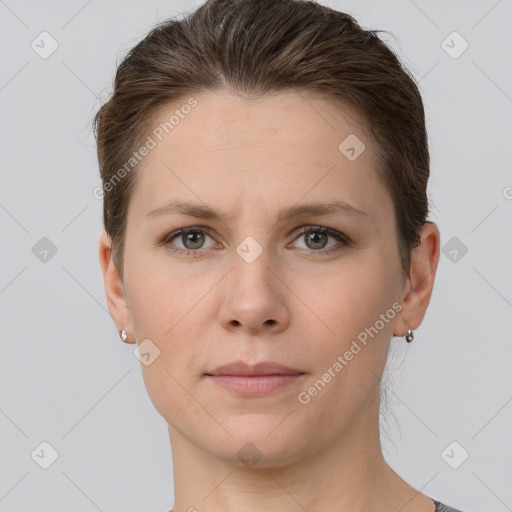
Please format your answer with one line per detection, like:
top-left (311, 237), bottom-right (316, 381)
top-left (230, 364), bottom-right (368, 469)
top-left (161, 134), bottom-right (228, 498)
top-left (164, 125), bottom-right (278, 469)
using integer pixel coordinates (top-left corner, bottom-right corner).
top-left (98, 231), bottom-right (134, 341)
top-left (394, 222), bottom-right (441, 336)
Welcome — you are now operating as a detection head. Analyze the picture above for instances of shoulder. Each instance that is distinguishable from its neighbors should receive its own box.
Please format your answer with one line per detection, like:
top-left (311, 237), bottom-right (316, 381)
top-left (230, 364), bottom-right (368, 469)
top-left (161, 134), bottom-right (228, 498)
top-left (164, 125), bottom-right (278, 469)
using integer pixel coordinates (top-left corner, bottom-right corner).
top-left (432, 499), bottom-right (465, 512)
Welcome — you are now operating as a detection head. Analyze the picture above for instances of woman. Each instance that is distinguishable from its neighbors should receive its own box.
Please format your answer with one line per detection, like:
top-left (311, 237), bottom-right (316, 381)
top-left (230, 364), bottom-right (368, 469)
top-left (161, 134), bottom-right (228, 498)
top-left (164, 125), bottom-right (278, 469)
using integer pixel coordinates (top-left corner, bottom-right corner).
top-left (95, 0), bottom-right (462, 510)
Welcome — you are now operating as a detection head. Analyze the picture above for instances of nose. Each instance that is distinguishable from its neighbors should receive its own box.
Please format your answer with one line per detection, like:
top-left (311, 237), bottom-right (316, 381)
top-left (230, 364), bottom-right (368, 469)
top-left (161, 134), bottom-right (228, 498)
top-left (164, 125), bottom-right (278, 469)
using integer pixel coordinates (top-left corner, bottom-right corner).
top-left (217, 252), bottom-right (290, 335)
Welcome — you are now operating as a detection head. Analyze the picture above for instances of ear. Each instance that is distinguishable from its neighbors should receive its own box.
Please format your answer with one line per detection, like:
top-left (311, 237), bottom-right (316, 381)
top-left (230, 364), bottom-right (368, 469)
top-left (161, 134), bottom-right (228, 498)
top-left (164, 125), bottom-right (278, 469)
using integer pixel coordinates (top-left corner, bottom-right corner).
top-left (98, 231), bottom-right (136, 343)
top-left (394, 222), bottom-right (441, 336)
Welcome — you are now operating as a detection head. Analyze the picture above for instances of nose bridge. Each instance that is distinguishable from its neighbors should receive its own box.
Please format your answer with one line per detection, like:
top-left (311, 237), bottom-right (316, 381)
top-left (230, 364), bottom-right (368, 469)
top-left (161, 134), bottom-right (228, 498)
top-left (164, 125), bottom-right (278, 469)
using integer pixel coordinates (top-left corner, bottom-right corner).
top-left (232, 232), bottom-right (277, 290)
top-left (221, 198), bottom-right (286, 289)
top-left (228, 198), bottom-right (272, 262)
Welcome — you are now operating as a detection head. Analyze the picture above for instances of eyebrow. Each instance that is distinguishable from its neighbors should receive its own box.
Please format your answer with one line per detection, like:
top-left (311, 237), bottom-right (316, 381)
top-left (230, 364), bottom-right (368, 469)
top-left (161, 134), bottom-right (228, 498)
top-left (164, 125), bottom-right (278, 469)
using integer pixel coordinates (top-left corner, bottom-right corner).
top-left (145, 199), bottom-right (368, 223)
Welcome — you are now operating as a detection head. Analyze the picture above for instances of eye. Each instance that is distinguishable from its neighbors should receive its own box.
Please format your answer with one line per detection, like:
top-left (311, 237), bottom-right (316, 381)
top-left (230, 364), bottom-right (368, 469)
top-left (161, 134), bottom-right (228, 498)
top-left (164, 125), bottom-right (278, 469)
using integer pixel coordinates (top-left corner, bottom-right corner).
top-left (162, 225), bottom-right (351, 257)
top-left (289, 225), bottom-right (351, 256)
top-left (163, 227), bottom-right (218, 257)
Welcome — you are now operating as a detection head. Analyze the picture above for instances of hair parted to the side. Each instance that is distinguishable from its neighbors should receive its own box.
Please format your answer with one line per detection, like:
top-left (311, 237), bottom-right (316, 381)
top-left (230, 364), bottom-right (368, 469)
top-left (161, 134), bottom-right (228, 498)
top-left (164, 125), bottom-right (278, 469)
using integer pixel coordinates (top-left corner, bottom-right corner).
top-left (93, 0), bottom-right (431, 282)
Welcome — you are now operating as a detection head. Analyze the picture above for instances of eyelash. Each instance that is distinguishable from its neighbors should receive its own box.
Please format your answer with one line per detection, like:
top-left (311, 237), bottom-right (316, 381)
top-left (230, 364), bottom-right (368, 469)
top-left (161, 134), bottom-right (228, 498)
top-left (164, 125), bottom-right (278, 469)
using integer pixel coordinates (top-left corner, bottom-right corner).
top-left (161, 225), bottom-right (351, 258)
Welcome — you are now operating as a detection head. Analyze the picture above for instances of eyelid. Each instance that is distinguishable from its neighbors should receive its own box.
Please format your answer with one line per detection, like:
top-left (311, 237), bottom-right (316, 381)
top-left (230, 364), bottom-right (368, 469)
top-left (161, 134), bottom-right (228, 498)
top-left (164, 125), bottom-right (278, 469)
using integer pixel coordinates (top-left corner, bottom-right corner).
top-left (291, 225), bottom-right (351, 244)
top-left (163, 225), bottom-right (215, 241)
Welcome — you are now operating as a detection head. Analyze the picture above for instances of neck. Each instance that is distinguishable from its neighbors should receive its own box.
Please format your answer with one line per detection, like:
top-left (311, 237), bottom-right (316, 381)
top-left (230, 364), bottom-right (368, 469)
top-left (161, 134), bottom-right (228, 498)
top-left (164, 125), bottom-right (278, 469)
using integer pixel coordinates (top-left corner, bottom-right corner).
top-left (167, 391), bottom-right (433, 512)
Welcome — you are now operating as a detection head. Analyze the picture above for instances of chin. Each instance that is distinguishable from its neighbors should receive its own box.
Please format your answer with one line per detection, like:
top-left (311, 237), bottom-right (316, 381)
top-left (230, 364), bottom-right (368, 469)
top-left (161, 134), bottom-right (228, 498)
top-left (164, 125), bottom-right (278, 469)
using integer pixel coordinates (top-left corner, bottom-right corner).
top-left (201, 415), bottom-right (313, 469)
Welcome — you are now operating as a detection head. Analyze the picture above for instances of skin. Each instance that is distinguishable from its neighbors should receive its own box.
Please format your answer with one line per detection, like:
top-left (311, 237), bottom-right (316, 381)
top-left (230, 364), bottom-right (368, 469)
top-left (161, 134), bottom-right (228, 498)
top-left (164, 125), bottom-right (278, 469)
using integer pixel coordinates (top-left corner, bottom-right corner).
top-left (98, 90), bottom-right (440, 512)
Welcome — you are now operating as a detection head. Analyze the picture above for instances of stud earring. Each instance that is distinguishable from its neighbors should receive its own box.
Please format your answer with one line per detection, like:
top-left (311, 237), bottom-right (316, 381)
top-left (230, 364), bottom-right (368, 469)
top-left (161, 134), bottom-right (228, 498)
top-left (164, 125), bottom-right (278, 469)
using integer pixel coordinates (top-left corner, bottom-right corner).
top-left (119, 329), bottom-right (129, 343)
top-left (405, 328), bottom-right (414, 343)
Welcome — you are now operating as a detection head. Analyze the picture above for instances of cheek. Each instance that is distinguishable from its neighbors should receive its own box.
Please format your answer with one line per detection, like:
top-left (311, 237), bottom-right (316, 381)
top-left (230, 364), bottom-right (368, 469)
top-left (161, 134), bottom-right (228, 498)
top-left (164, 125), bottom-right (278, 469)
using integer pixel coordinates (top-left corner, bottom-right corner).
top-left (124, 255), bottom-right (208, 421)
top-left (294, 266), bottom-right (394, 429)
top-left (124, 249), bottom-right (203, 339)
top-left (297, 250), bottom-right (398, 401)
top-left (304, 255), bottom-right (396, 341)
top-left (123, 251), bottom-right (216, 386)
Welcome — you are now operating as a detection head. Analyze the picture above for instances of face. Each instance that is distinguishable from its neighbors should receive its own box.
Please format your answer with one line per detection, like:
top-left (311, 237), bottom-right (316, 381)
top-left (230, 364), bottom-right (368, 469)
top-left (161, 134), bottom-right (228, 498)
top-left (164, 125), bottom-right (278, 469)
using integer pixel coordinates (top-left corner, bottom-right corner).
top-left (101, 90), bottom-right (417, 467)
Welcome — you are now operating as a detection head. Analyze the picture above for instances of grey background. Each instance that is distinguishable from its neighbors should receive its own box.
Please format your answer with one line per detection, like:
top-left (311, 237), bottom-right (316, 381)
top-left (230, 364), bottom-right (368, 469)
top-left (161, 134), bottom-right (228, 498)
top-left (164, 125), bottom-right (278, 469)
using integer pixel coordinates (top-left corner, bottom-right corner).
top-left (0, 0), bottom-right (511, 511)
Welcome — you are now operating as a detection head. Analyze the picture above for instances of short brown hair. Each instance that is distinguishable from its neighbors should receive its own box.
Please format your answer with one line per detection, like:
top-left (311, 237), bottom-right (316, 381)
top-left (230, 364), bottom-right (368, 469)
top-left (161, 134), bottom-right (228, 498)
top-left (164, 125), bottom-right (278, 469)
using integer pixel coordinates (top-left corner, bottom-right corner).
top-left (93, 0), bottom-right (431, 281)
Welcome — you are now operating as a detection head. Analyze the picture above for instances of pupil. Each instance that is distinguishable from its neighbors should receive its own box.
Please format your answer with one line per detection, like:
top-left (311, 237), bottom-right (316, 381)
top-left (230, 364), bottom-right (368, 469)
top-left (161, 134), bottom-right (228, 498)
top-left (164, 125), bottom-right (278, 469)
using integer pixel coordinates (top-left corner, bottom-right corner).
top-left (307, 232), bottom-right (327, 249)
top-left (184, 232), bottom-right (204, 249)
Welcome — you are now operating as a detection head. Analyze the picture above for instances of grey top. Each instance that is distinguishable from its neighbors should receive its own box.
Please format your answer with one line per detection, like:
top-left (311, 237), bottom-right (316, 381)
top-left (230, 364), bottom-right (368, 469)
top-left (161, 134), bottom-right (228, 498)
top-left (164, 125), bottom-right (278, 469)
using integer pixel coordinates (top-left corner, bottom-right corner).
top-left (433, 499), bottom-right (464, 512)
top-left (167, 499), bottom-right (464, 511)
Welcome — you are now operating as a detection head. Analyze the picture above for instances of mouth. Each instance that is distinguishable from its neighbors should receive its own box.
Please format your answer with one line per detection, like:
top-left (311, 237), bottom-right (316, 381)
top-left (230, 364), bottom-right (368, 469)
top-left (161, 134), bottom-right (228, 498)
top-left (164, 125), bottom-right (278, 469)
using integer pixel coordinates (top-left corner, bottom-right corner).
top-left (205, 373), bottom-right (306, 396)
top-left (204, 361), bottom-right (307, 396)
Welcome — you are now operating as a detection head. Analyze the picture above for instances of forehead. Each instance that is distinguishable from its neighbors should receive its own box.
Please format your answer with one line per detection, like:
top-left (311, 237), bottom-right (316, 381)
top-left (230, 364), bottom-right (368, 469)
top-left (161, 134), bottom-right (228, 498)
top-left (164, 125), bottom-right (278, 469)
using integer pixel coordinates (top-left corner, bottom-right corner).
top-left (148, 89), bottom-right (372, 154)
top-left (128, 89), bottom-right (390, 224)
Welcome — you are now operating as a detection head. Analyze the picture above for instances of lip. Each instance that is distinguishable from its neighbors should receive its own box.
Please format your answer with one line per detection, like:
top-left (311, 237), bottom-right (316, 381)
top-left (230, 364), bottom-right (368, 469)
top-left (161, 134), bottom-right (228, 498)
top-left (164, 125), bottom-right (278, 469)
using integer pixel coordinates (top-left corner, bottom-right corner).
top-left (205, 361), bottom-right (305, 377)
top-left (204, 361), bottom-right (306, 396)
top-left (206, 374), bottom-right (305, 395)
